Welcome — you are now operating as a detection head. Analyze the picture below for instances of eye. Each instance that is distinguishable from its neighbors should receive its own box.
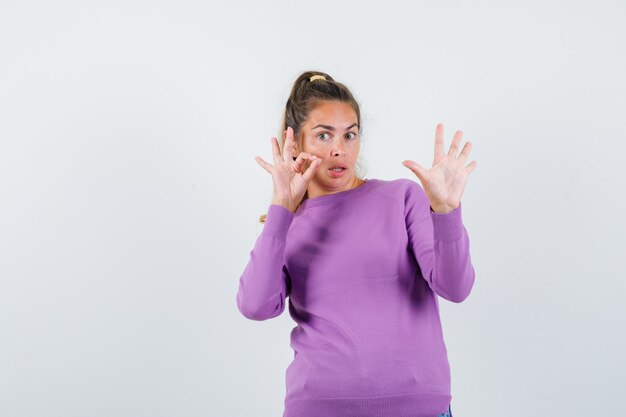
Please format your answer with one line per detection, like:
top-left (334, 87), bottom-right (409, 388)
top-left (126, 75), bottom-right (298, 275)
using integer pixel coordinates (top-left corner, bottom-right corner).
top-left (345, 132), bottom-right (357, 140)
top-left (317, 132), bottom-right (330, 141)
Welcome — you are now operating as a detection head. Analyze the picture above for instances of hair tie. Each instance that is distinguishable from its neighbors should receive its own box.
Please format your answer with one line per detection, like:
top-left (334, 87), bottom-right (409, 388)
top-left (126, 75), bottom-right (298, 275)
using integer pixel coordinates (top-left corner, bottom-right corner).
top-left (309, 75), bottom-right (326, 82)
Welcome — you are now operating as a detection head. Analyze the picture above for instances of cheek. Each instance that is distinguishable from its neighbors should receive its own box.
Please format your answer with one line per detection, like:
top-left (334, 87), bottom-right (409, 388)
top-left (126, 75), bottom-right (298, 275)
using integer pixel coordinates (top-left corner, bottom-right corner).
top-left (306, 147), bottom-right (325, 159)
top-left (301, 139), bottom-right (321, 155)
top-left (349, 143), bottom-right (360, 158)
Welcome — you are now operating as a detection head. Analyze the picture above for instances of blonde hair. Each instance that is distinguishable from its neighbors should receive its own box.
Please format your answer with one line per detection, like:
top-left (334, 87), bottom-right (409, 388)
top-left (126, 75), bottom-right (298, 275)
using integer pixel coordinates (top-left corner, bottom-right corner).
top-left (259, 70), bottom-right (366, 223)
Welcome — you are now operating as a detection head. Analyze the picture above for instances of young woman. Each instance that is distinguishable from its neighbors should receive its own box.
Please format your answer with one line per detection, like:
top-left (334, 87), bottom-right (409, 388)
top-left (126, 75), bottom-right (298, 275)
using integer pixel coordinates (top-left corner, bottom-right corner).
top-left (236, 71), bottom-right (477, 417)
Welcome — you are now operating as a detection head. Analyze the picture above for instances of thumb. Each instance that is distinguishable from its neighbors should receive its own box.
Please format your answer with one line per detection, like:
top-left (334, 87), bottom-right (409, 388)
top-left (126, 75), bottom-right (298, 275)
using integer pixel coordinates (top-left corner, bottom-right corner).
top-left (302, 158), bottom-right (322, 183)
top-left (402, 160), bottom-right (427, 183)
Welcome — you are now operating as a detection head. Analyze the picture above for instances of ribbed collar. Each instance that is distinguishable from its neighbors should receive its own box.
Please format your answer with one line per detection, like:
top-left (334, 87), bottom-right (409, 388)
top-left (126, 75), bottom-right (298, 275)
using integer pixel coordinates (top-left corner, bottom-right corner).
top-left (296, 178), bottom-right (377, 211)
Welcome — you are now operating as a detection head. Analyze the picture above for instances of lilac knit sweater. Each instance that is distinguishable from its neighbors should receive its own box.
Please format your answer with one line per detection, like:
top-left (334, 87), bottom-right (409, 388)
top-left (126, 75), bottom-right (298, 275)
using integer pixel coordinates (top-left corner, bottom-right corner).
top-left (236, 178), bottom-right (475, 417)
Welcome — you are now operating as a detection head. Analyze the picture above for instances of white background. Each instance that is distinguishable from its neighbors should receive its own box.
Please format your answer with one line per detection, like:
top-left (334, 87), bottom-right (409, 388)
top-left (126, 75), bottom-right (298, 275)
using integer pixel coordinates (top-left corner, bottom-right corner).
top-left (1, 1), bottom-right (625, 416)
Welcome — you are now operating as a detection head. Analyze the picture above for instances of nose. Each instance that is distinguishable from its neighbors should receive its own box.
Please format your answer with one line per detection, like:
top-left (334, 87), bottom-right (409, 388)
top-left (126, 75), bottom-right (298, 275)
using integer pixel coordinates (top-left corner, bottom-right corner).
top-left (330, 140), bottom-right (347, 157)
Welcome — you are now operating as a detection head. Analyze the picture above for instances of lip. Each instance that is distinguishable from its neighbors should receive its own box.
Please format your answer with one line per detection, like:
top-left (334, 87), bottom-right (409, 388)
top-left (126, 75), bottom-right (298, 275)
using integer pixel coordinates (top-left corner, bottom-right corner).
top-left (328, 166), bottom-right (347, 178)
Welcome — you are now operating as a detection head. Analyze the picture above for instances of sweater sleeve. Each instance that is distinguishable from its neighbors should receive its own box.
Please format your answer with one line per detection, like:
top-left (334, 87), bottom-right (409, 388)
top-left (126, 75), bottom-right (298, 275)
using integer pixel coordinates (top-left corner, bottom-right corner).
top-left (403, 180), bottom-right (475, 303)
top-left (236, 204), bottom-right (294, 320)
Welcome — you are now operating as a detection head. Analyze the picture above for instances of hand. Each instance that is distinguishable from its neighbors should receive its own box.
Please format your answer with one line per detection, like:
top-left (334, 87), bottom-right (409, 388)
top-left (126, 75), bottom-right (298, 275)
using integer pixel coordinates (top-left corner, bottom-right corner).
top-left (255, 126), bottom-right (323, 212)
top-left (401, 123), bottom-right (477, 213)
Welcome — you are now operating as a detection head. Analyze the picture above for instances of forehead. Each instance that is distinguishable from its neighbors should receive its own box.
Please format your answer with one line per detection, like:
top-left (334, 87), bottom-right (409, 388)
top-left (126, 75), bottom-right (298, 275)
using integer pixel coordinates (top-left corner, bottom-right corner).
top-left (305, 101), bottom-right (357, 125)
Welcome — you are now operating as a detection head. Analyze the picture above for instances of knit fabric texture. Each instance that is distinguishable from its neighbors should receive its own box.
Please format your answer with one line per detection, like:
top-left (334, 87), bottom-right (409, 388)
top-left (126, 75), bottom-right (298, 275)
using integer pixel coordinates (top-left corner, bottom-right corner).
top-left (237, 178), bottom-right (475, 417)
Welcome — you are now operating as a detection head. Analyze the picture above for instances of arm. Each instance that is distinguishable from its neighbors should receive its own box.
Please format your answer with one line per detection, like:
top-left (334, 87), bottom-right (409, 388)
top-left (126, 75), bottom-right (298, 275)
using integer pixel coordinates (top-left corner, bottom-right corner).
top-left (236, 204), bottom-right (294, 320)
top-left (403, 180), bottom-right (475, 303)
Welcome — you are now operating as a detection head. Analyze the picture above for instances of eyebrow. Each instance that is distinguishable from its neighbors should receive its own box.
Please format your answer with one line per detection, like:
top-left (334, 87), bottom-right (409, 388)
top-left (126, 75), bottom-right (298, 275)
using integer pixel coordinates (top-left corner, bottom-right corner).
top-left (311, 123), bottom-right (359, 131)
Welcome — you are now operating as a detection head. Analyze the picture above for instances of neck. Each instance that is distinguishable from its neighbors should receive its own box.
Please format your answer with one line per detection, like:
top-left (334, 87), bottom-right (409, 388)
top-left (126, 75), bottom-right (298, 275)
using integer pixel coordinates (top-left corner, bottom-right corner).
top-left (307, 176), bottom-right (364, 199)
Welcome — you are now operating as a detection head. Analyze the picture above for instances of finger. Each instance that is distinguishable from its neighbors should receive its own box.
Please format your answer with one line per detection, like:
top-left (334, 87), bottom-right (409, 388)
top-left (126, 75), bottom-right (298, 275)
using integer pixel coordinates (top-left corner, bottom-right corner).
top-left (402, 160), bottom-right (428, 184)
top-left (302, 158), bottom-right (322, 182)
top-left (465, 160), bottom-right (478, 175)
top-left (434, 123), bottom-right (445, 164)
top-left (271, 137), bottom-right (283, 165)
top-left (283, 127), bottom-right (295, 162)
top-left (447, 130), bottom-right (463, 158)
top-left (255, 156), bottom-right (273, 174)
top-left (457, 141), bottom-right (472, 163)
top-left (295, 153), bottom-right (318, 173)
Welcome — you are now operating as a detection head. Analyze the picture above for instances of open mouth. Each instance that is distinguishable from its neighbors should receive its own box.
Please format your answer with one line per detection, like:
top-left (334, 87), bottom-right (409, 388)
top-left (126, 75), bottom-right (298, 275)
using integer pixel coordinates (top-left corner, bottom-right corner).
top-left (328, 165), bottom-right (347, 177)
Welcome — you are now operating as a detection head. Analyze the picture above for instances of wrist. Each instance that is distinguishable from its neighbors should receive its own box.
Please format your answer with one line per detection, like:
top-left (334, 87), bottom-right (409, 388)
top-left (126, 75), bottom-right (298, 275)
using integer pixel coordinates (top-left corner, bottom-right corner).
top-left (272, 199), bottom-right (297, 213)
top-left (430, 204), bottom-right (457, 214)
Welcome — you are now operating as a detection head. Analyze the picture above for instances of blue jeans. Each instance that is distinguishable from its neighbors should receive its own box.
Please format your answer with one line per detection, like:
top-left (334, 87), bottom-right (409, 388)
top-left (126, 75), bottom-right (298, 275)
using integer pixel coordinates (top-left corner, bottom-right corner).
top-left (436, 403), bottom-right (452, 417)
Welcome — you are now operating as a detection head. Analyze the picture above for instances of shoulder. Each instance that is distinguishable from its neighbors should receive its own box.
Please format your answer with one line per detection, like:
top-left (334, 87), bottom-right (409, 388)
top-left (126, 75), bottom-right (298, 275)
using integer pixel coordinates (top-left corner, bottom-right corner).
top-left (368, 177), bottom-right (427, 203)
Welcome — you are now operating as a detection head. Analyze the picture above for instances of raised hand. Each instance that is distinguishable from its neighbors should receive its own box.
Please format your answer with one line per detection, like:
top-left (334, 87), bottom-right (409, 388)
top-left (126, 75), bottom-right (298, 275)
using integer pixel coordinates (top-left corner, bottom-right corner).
top-left (401, 123), bottom-right (477, 213)
top-left (255, 126), bottom-right (323, 213)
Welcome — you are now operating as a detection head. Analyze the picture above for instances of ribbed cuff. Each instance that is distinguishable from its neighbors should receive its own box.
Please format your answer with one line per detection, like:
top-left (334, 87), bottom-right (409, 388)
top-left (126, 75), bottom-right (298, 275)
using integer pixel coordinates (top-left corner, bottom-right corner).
top-left (262, 204), bottom-right (295, 238)
top-left (284, 391), bottom-right (452, 417)
top-left (430, 201), bottom-right (464, 241)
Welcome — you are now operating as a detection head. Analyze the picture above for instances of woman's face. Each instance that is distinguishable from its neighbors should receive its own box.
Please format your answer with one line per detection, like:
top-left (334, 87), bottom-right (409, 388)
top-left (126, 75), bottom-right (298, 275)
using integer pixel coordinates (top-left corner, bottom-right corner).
top-left (293, 100), bottom-right (361, 196)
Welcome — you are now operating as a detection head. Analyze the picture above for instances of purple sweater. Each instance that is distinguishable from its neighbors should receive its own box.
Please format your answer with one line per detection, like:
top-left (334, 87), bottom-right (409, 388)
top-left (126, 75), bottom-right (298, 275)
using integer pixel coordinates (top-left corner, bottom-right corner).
top-left (236, 178), bottom-right (475, 417)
